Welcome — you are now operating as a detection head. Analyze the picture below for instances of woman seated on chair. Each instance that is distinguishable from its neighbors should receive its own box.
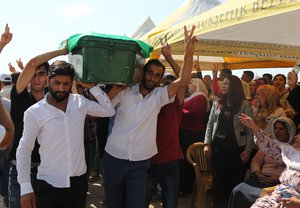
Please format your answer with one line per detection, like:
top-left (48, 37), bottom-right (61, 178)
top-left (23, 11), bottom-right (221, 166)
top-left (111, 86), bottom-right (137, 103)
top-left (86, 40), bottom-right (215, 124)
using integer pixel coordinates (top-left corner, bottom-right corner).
top-left (228, 116), bottom-right (295, 208)
top-left (240, 115), bottom-right (300, 208)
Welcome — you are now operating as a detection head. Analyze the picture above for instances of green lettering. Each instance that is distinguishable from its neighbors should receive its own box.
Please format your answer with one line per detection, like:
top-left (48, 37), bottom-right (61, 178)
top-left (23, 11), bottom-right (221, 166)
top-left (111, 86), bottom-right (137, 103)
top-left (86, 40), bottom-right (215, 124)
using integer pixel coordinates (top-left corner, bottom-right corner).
top-left (208, 17), bottom-right (215, 26)
top-left (219, 13), bottom-right (225, 22)
top-left (269, 0), bottom-right (276, 7)
top-left (279, 0), bottom-right (285, 4)
top-left (240, 4), bottom-right (248, 15)
top-left (252, 0), bottom-right (260, 12)
top-left (261, 0), bottom-right (268, 9)
top-left (225, 10), bottom-right (234, 20)
top-left (235, 8), bottom-right (239, 17)
top-left (202, 19), bottom-right (208, 28)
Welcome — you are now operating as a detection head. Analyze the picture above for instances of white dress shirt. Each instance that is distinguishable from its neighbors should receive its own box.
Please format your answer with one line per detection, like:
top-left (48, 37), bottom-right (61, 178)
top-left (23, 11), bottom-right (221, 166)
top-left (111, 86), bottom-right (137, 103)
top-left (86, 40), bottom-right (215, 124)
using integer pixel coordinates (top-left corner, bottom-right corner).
top-left (105, 84), bottom-right (172, 161)
top-left (0, 85), bottom-right (12, 100)
top-left (0, 96), bottom-right (10, 149)
top-left (16, 86), bottom-right (115, 196)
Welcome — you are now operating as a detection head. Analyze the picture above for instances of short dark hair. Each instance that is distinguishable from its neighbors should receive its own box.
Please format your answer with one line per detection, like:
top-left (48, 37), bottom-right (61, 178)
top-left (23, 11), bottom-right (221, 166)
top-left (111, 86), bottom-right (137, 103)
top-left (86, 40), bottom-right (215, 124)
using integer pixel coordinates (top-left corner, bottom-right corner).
top-left (263, 73), bottom-right (273, 80)
top-left (37, 62), bottom-right (50, 72)
top-left (163, 73), bottom-right (176, 81)
top-left (48, 61), bottom-right (75, 79)
top-left (244, 70), bottom-right (254, 81)
top-left (143, 59), bottom-right (165, 78)
top-left (222, 68), bottom-right (232, 75)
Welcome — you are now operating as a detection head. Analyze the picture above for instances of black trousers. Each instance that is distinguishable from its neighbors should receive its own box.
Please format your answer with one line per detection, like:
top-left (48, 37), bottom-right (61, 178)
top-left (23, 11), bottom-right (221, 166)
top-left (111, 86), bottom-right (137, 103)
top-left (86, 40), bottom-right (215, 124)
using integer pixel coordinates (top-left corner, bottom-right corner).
top-left (179, 128), bottom-right (205, 194)
top-left (211, 137), bottom-right (245, 208)
top-left (36, 174), bottom-right (88, 208)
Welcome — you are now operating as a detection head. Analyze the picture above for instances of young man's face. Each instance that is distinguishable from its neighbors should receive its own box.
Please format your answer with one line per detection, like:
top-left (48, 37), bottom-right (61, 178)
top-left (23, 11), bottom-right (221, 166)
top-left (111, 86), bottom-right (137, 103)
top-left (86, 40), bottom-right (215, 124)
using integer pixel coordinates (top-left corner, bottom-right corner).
top-left (142, 64), bottom-right (163, 91)
top-left (48, 75), bottom-right (72, 102)
top-left (30, 67), bottom-right (48, 92)
top-left (241, 73), bottom-right (250, 83)
top-left (203, 75), bottom-right (212, 86)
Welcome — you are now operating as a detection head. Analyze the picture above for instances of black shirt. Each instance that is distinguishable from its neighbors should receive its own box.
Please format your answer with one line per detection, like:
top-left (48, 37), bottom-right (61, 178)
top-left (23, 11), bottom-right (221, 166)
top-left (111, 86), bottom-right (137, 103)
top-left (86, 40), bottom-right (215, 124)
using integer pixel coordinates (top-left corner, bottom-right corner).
top-left (287, 85), bottom-right (300, 126)
top-left (214, 106), bottom-right (236, 142)
top-left (8, 85), bottom-right (40, 162)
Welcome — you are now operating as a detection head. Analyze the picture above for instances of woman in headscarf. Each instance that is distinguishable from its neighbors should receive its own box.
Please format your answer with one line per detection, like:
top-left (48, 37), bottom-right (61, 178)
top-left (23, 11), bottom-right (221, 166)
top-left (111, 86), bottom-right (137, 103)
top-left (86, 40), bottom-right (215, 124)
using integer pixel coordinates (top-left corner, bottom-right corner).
top-left (179, 78), bottom-right (210, 195)
top-left (240, 115), bottom-right (300, 208)
top-left (253, 85), bottom-right (286, 137)
top-left (228, 117), bottom-right (295, 208)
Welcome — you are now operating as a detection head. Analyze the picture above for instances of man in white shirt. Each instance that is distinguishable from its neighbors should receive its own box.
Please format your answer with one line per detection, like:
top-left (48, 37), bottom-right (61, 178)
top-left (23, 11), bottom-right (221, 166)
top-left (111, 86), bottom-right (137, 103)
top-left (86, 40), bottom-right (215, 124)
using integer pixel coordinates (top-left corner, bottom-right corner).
top-left (103, 26), bottom-right (196, 208)
top-left (16, 60), bottom-right (115, 208)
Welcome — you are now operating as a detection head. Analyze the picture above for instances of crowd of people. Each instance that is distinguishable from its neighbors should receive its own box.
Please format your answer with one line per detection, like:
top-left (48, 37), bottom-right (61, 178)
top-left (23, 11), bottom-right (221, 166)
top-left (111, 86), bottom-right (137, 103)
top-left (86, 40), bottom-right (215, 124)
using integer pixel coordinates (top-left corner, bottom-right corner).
top-left (0, 22), bottom-right (300, 208)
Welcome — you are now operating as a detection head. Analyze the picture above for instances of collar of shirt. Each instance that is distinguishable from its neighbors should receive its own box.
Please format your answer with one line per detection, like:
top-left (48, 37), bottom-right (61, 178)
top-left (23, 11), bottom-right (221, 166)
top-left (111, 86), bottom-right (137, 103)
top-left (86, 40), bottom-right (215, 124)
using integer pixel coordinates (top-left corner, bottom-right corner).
top-left (106, 85), bottom-right (172, 161)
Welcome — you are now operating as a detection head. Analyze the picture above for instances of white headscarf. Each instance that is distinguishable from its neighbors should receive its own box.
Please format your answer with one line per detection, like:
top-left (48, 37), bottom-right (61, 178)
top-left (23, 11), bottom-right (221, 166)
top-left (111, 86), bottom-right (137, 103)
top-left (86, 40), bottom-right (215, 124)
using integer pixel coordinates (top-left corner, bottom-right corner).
top-left (185, 78), bottom-right (210, 112)
top-left (271, 117), bottom-right (300, 170)
top-left (271, 117), bottom-right (296, 145)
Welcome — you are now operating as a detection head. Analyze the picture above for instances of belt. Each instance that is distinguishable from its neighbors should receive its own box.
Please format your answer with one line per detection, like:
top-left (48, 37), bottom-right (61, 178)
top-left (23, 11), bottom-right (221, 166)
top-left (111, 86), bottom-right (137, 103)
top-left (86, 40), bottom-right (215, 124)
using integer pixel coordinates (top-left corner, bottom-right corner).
top-left (11, 160), bottom-right (40, 168)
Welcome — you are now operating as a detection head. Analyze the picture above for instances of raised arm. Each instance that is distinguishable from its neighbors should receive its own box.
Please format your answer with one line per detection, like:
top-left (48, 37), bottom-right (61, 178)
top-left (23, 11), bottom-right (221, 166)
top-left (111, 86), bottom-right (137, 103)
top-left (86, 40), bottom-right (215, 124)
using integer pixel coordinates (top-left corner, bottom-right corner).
top-left (212, 64), bottom-right (221, 97)
top-left (0, 99), bottom-right (14, 148)
top-left (0, 24), bottom-right (13, 53)
top-left (161, 43), bottom-right (181, 77)
top-left (239, 113), bottom-right (261, 134)
top-left (161, 43), bottom-right (186, 104)
top-left (167, 25), bottom-right (196, 98)
top-left (16, 58), bottom-right (25, 70)
top-left (239, 113), bottom-right (283, 160)
top-left (16, 42), bottom-right (69, 94)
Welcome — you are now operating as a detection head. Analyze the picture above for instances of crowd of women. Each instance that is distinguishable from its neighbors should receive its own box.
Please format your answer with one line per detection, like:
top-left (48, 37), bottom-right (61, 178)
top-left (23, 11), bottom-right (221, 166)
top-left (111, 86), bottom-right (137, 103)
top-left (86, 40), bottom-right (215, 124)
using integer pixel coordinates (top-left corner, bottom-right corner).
top-left (200, 65), bottom-right (300, 208)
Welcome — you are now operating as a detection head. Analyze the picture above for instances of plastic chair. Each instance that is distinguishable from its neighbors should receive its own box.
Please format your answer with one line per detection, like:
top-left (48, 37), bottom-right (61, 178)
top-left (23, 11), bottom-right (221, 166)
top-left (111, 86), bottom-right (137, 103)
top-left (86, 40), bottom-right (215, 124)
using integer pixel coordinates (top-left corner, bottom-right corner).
top-left (186, 142), bottom-right (213, 208)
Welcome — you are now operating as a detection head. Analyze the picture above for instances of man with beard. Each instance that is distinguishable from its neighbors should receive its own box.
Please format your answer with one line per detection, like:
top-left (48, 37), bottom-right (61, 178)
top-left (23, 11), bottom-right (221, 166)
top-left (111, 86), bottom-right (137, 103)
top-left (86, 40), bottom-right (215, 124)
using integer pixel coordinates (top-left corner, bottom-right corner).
top-left (102, 25), bottom-right (196, 208)
top-left (8, 35), bottom-right (69, 208)
top-left (16, 61), bottom-right (115, 208)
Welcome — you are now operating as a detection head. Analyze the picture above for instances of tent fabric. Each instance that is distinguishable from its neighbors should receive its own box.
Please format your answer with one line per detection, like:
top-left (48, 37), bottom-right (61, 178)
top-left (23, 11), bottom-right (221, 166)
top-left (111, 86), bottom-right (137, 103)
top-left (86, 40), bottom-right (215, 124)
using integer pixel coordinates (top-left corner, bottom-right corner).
top-left (160, 55), bottom-right (294, 71)
top-left (142, 0), bottom-right (300, 67)
top-left (62, 32), bottom-right (154, 58)
top-left (141, 0), bottom-right (221, 39)
top-left (131, 16), bottom-right (155, 39)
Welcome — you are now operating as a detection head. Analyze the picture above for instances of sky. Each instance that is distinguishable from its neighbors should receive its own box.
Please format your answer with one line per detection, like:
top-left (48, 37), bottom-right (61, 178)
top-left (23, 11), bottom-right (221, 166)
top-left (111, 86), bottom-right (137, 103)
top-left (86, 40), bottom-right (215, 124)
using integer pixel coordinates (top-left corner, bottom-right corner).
top-left (0, 0), bottom-right (294, 79)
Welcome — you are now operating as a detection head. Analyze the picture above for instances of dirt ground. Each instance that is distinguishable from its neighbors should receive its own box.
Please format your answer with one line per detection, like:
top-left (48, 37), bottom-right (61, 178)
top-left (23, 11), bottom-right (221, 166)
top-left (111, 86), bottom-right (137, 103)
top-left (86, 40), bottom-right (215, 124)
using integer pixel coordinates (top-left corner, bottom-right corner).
top-left (0, 178), bottom-right (196, 208)
top-left (85, 176), bottom-right (195, 208)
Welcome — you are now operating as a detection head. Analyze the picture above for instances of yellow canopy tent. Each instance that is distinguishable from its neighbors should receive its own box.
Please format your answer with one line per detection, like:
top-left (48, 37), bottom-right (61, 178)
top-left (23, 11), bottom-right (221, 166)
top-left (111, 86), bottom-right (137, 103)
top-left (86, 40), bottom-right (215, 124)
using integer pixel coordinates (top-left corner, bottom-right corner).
top-left (141, 0), bottom-right (300, 70)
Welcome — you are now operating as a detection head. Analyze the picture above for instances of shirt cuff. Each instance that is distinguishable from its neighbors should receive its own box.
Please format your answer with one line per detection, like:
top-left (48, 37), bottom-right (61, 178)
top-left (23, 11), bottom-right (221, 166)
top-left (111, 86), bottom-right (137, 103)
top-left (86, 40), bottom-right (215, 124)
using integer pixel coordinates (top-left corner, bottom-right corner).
top-left (89, 86), bottom-right (111, 105)
top-left (20, 182), bottom-right (34, 196)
